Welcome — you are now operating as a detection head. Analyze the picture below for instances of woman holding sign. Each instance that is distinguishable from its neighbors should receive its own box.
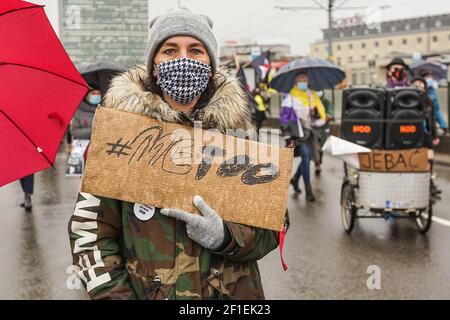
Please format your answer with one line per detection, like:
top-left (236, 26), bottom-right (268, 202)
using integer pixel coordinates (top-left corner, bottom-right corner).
top-left (68, 8), bottom-right (287, 300)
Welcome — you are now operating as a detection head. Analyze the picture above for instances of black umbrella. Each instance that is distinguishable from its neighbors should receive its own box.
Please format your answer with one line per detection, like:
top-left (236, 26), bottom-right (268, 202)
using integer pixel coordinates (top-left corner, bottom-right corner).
top-left (270, 57), bottom-right (345, 93)
top-left (79, 61), bottom-right (126, 94)
top-left (410, 60), bottom-right (448, 82)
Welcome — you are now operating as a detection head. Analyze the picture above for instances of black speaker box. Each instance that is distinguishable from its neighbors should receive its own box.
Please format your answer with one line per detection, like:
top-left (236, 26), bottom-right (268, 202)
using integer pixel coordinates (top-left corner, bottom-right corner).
top-left (341, 87), bottom-right (386, 148)
top-left (385, 88), bottom-right (426, 149)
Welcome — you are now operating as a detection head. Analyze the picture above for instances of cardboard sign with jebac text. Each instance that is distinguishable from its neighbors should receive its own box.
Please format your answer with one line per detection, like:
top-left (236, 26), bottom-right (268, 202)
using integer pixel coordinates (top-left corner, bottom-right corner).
top-left (358, 149), bottom-right (429, 172)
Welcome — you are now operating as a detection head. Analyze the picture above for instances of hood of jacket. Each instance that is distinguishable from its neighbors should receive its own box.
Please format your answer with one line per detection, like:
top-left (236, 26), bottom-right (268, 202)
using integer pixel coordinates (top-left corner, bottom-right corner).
top-left (102, 65), bottom-right (253, 134)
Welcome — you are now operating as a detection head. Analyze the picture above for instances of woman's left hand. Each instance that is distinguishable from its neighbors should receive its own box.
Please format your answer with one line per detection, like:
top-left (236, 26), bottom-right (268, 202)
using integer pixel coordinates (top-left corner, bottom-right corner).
top-left (161, 196), bottom-right (225, 250)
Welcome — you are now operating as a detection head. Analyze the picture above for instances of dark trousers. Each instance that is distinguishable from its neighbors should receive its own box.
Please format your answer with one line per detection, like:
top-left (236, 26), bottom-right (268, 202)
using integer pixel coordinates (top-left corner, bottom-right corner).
top-left (20, 174), bottom-right (34, 194)
top-left (293, 143), bottom-right (311, 186)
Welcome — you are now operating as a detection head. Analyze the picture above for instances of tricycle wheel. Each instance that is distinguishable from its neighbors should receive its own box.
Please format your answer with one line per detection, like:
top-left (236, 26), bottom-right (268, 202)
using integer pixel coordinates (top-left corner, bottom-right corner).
top-left (415, 202), bottom-right (433, 234)
top-left (341, 182), bottom-right (357, 234)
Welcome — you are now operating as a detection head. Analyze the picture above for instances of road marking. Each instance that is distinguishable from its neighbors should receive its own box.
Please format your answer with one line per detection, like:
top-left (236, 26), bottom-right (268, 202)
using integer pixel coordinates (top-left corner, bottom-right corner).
top-left (432, 216), bottom-right (450, 228)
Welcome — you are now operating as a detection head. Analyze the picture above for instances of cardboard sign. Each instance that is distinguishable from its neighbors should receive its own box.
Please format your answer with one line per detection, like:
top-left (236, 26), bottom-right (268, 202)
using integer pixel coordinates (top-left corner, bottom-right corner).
top-left (81, 108), bottom-right (293, 231)
top-left (358, 149), bottom-right (430, 172)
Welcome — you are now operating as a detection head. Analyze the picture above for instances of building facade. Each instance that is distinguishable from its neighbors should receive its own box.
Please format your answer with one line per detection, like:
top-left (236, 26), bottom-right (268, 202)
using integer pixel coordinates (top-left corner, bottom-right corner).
top-left (310, 13), bottom-right (450, 85)
top-left (59, 0), bottom-right (148, 68)
top-left (220, 42), bottom-right (292, 65)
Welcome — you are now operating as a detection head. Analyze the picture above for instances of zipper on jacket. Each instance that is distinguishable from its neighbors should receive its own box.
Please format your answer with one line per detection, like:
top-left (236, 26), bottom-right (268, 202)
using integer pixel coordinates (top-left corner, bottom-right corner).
top-left (142, 275), bottom-right (164, 300)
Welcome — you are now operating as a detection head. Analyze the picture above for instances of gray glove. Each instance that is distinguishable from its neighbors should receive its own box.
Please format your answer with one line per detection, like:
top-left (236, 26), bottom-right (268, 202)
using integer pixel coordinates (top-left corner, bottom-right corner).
top-left (160, 195), bottom-right (225, 250)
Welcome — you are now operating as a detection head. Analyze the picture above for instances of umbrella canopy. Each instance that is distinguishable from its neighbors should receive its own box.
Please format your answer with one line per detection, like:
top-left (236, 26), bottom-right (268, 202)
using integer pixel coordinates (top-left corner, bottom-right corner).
top-left (79, 61), bottom-right (126, 94)
top-left (270, 57), bottom-right (345, 93)
top-left (0, 0), bottom-right (88, 187)
top-left (410, 60), bottom-right (448, 82)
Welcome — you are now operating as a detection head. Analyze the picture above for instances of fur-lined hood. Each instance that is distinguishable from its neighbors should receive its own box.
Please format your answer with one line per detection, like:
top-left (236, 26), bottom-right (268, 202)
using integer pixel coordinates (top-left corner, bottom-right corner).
top-left (102, 65), bottom-right (253, 133)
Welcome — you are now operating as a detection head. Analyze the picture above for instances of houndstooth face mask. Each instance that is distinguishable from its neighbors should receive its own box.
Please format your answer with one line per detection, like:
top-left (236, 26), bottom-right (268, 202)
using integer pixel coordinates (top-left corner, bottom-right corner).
top-left (156, 58), bottom-right (212, 104)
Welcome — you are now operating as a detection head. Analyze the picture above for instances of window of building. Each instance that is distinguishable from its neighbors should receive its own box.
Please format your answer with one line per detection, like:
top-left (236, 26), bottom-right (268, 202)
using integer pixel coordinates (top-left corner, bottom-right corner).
top-left (351, 30), bottom-right (357, 36)
top-left (374, 41), bottom-right (379, 47)
top-left (402, 39), bottom-right (407, 45)
top-left (352, 69), bottom-right (358, 85)
top-left (370, 68), bottom-right (377, 84)
top-left (391, 25), bottom-right (396, 32)
top-left (433, 36), bottom-right (438, 42)
top-left (340, 31), bottom-right (344, 38)
top-left (337, 44), bottom-right (341, 50)
top-left (364, 29), bottom-right (369, 35)
top-left (361, 55), bottom-right (366, 61)
top-left (417, 37), bottom-right (422, 43)
top-left (361, 42), bottom-right (366, 48)
top-left (374, 54), bottom-right (379, 59)
top-left (420, 22), bottom-right (426, 29)
top-left (349, 43), bottom-right (353, 49)
top-left (360, 68), bottom-right (367, 85)
top-left (337, 57), bottom-right (341, 66)
top-left (348, 56), bottom-right (353, 63)
top-left (405, 23), bottom-right (410, 31)
top-left (388, 40), bottom-right (393, 46)
top-left (435, 20), bottom-right (442, 28)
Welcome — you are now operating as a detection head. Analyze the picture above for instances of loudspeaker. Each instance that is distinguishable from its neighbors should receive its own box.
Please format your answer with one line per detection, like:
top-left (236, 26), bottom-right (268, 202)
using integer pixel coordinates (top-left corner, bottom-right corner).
top-left (341, 87), bottom-right (386, 148)
top-left (386, 88), bottom-right (426, 149)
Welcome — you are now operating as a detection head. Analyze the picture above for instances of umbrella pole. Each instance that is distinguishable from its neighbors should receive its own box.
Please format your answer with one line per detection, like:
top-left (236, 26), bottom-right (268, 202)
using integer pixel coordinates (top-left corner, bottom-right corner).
top-left (0, 108), bottom-right (55, 168)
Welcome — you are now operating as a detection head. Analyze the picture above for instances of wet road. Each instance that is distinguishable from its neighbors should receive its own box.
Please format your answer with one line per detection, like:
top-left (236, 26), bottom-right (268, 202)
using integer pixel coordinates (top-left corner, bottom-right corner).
top-left (1, 150), bottom-right (450, 299)
top-left (261, 155), bottom-right (450, 299)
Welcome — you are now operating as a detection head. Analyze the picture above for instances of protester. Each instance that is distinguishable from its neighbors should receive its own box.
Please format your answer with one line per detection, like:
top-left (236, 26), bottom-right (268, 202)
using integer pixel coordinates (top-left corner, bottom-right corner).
top-left (279, 71), bottom-right (326, 201)
top-left (70, 86), bottom-right (102, 140)
top-left (68, 8), bottom-right (285, 300)
top-left (250, 87), bottom-right (268, 137)
top-left (19, 174), bottom-right (34, 211)
top-left (385, 57), bottom-right (410, 88)
top-left (419, 69), bottom-right (448, 134)
top-left (411, 76), bottom-right (442, 200)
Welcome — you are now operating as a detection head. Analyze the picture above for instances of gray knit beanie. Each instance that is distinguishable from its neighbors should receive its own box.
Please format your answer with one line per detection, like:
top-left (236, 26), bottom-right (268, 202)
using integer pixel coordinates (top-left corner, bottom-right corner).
top-left (145, 8), bottom-right (218, 76)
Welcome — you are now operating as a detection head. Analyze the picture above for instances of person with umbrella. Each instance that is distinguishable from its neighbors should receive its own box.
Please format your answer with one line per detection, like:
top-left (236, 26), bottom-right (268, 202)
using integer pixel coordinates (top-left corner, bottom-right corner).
top-left (385, 57), bottom-right (410, 88)
top-left (66, 63), bottom-right (125, 175)
top-left (411, 76), bottom-right (442, 200)
top-left (419, 68), bottom-right (448, 133)
top-left (68, 8), bottom-right (285, 300)
top-left (279, 70), bottom-right (326, 201)
top-left (270, 57), bottom-right (345, 200)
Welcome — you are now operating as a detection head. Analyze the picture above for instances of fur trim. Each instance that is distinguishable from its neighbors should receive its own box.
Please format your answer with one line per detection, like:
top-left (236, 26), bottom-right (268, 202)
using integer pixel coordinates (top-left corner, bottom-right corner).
top-left (102, 65), bottom-right (253, 133)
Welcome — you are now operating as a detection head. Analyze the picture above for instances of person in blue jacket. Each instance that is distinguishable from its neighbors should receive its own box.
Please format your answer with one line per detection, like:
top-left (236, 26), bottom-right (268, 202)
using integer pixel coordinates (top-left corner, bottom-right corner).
top-left (420, 69), bottom-right (448, 134)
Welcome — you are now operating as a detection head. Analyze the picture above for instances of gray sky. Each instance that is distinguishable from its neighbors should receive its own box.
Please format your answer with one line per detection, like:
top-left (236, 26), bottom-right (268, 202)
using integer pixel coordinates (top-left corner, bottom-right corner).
top-left (149, 0), bottom-right (449, 55)
top-left (28, 0), bottom-right (59, 31)
top-left (31, 0), bottom-right (450, 55)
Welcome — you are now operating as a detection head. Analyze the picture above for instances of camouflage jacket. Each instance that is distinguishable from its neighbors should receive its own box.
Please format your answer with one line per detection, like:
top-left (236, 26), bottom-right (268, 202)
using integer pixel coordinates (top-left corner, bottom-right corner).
top-left (69, 66), bottom-right (286, 300)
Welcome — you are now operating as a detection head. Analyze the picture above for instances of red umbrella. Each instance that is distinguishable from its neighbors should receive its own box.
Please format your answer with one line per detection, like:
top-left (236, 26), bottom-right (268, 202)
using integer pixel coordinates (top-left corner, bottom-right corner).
top-left (0, 0), bottom-right (88, 187)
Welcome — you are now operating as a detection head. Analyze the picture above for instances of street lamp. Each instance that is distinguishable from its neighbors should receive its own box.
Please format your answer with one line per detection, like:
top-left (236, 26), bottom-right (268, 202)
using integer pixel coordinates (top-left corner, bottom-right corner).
top-left (275, 0), bottom-right (367, 62)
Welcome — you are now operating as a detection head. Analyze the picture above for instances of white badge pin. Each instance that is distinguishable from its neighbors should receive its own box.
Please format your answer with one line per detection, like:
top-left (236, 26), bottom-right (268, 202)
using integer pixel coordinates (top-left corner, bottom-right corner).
top-left (133, 203), bottom-right (155, 221)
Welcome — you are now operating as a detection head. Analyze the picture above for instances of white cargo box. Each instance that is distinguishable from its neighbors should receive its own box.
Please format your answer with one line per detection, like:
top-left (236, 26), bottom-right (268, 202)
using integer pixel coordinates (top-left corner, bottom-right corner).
top-left (357, 171), bottom-right (430, 209)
